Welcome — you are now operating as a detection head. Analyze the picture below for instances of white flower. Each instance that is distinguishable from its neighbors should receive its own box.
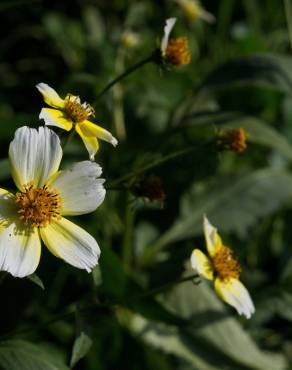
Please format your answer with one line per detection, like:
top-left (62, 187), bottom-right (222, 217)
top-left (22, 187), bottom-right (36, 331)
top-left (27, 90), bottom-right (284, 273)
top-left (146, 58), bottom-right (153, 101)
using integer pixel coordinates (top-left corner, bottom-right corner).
top-left (0, 126), bottom-right (105, 277)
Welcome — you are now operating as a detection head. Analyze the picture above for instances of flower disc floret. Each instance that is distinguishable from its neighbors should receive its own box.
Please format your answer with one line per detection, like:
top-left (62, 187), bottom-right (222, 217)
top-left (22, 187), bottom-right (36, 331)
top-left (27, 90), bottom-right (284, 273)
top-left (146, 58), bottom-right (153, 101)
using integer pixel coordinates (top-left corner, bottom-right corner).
top-left (64, 94), bottom-right (95, 123)
top-left (212, 245), bottom-right (241, 281)
top-left (15, 183), bottom-right (62, 228)
top-left (165, 37), bottom-right (191, 66)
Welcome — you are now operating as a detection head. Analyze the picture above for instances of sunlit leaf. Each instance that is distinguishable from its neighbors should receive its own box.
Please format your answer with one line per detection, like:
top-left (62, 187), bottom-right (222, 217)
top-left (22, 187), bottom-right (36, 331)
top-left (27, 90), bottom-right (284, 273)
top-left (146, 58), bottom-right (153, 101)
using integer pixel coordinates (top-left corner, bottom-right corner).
top-left (0, 340), bottom-right (69, 370)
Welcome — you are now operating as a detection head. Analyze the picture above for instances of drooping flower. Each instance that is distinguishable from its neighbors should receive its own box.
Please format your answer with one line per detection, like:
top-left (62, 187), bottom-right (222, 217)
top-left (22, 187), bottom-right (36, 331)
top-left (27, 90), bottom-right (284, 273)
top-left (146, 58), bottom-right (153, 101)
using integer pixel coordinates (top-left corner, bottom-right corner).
top-left (191, 216), bottom-right (255, 318)
top-left (36, 83), bottom-right (118, 161)
top-left (216, 128), bottom-right (247, 153)
top-left (160, 18), bottom-right (191, 67)
top-left (176, 0), bottom-right (216, 23)
top-left (0, 126), bottom-right (105, 277)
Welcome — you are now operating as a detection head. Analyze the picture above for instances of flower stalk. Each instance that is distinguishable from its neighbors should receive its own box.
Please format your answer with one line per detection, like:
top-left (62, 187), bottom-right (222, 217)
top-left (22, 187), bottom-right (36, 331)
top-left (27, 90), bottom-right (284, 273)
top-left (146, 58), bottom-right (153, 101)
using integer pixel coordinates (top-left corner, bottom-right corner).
top-left (95, 53), bottom-right (156, 101)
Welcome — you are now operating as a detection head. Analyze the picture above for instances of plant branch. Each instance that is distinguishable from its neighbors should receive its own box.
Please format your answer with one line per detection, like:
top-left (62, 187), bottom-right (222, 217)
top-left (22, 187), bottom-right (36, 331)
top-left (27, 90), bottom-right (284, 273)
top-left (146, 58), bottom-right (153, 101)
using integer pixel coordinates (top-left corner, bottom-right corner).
top-left (95, 53), bottom-right (156, 101)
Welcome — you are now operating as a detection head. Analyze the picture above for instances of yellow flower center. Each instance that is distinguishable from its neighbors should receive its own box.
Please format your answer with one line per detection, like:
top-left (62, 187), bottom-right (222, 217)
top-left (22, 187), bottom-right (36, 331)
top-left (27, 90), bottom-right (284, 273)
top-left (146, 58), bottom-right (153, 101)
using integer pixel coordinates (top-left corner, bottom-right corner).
top-left (217, 128), bottom-right (247, 153)
top-left (15, 183), bottom-right (62, 227)
top-left (165, 37), bottom-right (191, 66)
top-left (64, 94), bottom-right (95, 123)
top-left (212, 246), bottom-right (241, 281)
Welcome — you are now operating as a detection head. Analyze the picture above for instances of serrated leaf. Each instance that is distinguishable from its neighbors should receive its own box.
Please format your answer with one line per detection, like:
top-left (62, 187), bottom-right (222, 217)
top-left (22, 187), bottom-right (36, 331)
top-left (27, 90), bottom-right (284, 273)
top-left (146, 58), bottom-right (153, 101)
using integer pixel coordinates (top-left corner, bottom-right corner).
top-left (70, 332), bottom-right (92, 368)
top-left (0, 340), bottom-right (69, 370)
top-left (27, 273), bottom-right (45, 290)
top-left (145, 169), bottom-right (292, 257)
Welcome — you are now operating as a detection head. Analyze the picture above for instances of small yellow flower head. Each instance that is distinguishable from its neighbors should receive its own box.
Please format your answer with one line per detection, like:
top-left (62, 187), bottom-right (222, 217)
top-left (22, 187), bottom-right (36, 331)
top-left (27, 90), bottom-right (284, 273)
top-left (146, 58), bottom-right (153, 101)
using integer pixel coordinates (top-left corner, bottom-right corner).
top-left (121, 30), bottom-right (140, 49)
top-left (36, 83), bottom-right (118, 161)
top-left (160, 18), bottom-right (191, 67)
top-left (190, 216), bottom-right (255, 318)
top-left (212, 245), bottom-right (241, 281)
top-left (165, 36), bottom-right (191, 66)
top-left (216, 128), bottom-right (248, 153)
top-left (176, 0), bottom-right (216, 23)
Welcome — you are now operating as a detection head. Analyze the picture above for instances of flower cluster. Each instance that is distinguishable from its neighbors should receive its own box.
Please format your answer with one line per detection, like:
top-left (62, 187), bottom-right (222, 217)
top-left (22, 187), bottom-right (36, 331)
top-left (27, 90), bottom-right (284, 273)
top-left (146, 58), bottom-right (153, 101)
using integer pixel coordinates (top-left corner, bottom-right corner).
top-left (0, 8), bottom-right (255, 321)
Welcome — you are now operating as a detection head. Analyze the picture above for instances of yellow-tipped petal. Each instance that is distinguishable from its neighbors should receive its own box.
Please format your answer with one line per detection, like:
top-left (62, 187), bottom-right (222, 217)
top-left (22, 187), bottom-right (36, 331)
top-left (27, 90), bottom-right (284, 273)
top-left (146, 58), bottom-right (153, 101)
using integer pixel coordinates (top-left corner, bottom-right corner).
top-left (215, 278), bottom-right (255, 319)
top-left (0, 220), bottom-right (41, 278)
top-left (190, 249), bottom-right (214, 280)
top-left (40, 217), bottom-right (100, 272)
top-left (78, 120), bottom-right (118, 147)
top-left (36, 83), bottom-right (65, 108)
top-left (39, 108), bottom-right (73, 131)
top-left (75, 124), bottom-right (99, 161)
top-left (203, 215), bottom-right (222, 257)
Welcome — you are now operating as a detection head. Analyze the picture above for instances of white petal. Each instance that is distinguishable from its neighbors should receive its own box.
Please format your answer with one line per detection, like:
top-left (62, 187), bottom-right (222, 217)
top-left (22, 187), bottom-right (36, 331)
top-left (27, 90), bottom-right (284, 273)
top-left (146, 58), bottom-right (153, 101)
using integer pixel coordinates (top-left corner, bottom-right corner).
top-left (36, 83), bottom-right (65, 108)
top-left (40, 218), bottom-right (100, 272)
top-left (51, 161), bottom-right (106, 216)
top-left (0, 222), bottom-right (41, 278)
top-left (190, 249), bottom-right (214, 280)
top-left (161, 17), bottom-right (177, 54)
top-left (215, 278), bottom-right (255, 319)
top-left (203, 215), bottom-right (222, 257)
top-left (9, 126), bottom-right (62, 190)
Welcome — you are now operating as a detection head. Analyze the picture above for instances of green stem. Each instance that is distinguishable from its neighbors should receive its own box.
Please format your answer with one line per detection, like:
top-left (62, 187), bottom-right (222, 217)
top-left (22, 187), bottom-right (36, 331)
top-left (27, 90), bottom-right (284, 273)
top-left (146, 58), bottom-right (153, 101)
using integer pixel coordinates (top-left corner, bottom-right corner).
top-left (0, 274), bottom-right (199, 340)
top-left (128, 273), bottom-right (199, 301)
top-left (95, 53), bottom-right (155, 101)
top-left (62, 129), bottom-right (75, 151)
top-left (109, 145), bottom-right (202, 188)
top-left (122, 193), bottom-right (135, 270)
top-left (284, 0), bottom-right (292, 52)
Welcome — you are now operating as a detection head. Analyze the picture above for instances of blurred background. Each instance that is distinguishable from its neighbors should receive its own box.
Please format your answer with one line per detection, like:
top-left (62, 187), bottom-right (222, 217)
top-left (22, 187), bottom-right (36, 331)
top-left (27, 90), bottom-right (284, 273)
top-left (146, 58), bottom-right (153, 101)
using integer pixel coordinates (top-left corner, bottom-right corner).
top-left (1, 0), bottom-right (292, 369)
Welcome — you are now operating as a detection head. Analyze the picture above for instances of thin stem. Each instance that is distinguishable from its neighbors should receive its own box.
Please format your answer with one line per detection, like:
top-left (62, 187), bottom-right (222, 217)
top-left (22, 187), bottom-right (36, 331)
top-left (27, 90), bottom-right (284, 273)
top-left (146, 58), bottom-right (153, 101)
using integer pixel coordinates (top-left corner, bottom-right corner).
top-left (0, 273), bottom-right (198, 340)
top-left (109, 145), bottom-right (202, 188)
top-left (122, 193), bottom-right (135, 270)
top-left (128, 273), bottom-right (199, 301)
top-left (95, 54), bottom-right (155, 101)
top-left (62, 129), bottom-right (75, 151)
top-left (284, 0), bottom-right (292, 52)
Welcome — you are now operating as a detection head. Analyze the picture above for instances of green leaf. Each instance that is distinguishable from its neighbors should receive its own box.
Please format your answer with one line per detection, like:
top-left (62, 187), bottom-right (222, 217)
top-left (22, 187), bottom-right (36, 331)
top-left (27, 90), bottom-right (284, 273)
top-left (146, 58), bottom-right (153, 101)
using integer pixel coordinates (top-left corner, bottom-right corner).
top-left (27, 273), bottom-right (45, 290)
top-left (130, 280), bottom-right (287, 370)
top-left (70, 332), bottom-right (93, 368)
top-left (145, 169), bottom-right (292, 257)
top-left (0, 340), bottom-right (69, 370)
top-left (99, 245), bottom-right (128, 299)
top-left (203, 53), bottom-right (292, 94)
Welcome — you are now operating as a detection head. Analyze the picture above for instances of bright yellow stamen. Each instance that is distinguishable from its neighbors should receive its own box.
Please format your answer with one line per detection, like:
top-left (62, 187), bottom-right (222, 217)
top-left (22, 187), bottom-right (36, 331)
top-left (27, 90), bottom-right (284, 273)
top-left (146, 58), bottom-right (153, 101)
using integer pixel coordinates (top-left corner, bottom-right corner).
top-left (15, 183), bottom-right (62, 228)
top-left (212, 246), bottom-right (241, 281)
top-left (64, 94), bottom-right (95, 123)
top-left (165, 37), bottom-right (191, 66)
